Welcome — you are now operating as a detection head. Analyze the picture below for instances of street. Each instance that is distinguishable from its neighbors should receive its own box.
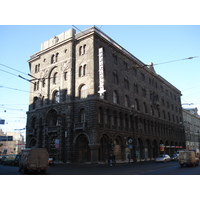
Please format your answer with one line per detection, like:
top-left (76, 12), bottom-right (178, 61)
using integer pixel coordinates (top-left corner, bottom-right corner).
top-left (1, 161), bottom-right (200, 175)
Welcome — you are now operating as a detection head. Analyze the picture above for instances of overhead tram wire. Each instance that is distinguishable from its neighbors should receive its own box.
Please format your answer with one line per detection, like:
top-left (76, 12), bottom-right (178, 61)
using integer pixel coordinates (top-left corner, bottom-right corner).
top-left (153, 56), bottom-right (200, 66)
top-left (0, 85), bottom-right (31, 93)
top-left (0, 63), bottom-right (27, 76)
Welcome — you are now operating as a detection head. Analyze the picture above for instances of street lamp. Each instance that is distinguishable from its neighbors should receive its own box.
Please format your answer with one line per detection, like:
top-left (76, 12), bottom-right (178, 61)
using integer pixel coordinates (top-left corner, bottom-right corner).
top-left (130, 105), bottom-right (137, 163)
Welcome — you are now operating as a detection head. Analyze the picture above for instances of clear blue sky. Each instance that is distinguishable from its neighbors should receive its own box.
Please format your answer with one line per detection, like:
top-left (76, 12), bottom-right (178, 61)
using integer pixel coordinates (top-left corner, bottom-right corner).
top-left (0, 25), bottom-right (200, 136)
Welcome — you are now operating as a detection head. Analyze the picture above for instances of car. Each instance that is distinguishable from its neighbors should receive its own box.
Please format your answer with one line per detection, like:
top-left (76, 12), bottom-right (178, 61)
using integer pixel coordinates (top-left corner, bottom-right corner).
top-left (0, 155), bottom-right (7, 164)
top-left (48, 157), bottom-right (53, 165)
top-left (3, 154), bottom-right (21, 166)
top-left (170, 154), bottom-right (178, 161)
top-left (155, 154), bottom-right (171, 163)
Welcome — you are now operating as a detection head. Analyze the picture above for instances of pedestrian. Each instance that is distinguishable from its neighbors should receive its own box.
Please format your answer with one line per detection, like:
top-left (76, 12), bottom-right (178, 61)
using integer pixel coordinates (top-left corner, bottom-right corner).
top-left (127, 154), bottom-right (131, 163)
top-left (113, 154), bottom-right (116, 165)
top-left (109, 154), bottom-right (113, 167)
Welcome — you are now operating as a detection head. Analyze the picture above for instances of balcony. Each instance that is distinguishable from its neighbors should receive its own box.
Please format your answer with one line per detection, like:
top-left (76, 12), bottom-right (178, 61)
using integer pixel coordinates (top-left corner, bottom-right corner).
top-left (74, 122), bottom-right (87, 131)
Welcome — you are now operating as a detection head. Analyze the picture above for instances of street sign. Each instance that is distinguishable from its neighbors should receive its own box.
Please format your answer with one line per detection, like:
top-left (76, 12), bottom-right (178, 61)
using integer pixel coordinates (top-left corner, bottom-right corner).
top-left (128, 145), bottom-right (133, 149)
top-left (0, 119), bottom-right (5, 124)
top-left (55, 139), bottom-right (60, 144)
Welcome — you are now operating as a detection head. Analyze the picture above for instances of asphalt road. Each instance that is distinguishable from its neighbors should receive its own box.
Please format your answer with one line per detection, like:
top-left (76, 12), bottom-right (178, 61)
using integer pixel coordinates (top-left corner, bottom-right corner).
top-left (1, 161), bottom-right (200, 175)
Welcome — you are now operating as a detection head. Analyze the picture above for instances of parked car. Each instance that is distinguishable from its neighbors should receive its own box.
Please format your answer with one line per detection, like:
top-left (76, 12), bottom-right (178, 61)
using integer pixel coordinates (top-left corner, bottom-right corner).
top-left (0, 155), bottom-right (3, 164)
top-left (48, 157), bottom-right (53, 165)
top-left (170, 154), bottom-right (178, 161)
top-left (3, 154), bottom-right (20, 166)
top-left (155, 154), bottom-right (171, 163)
top-left (0, 155), bottom-right (8, 164)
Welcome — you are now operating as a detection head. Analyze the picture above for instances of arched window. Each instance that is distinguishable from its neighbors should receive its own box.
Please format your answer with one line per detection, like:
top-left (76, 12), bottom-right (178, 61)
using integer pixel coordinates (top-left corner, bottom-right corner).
top-left (98, 107), bottom-right (104, 124)
top-left (63, 89), bottom-right (68, 102)
top-left (113, 91), bottom-right (118, 104)
top-left (53, 72), bottom-right (58, 84)
top-left (41, 96), bottom-right (44, 106)
top-left (106, 109), bottom-right (111, 126)
top-left (52, 90), bottom-right (59, 103)
top-left (55, 53), bottom-right (59, 62)
top-left (151, 105), bottom-right (154, 115)
top-left (135, 99), bottom-right (140, 111)
top-left (79, 108), bottom-right (85, 122)
top-left (119, 112), bottom-right (123, 128)
top-left (143, 102), bottom-right (147, 113)
top-left (125, 95), bottom-right (129, 107)
top-left (64, 71), bottom-right (67, 80)
top-left (35, 65), bottom-right (38, 73)
top-left (124, 77), bottom-right (129, 89)
top-left (79, 84), bottom-right (87, 99)
top-left (79, 46), bottom-right (82, 56)
top-left (79, 66), bottom-right (82, 77)
top-left (163, 110), bottom-right (166, 119)
top-left (113, 111), bottom-right (118, 128)
top-left (51, 55), bottom-right (55, 64)
top-left (113, 71), bottom-right (118, 84)
top-left (33, 97), bottom-right (38, 109)
top-left (125, 114), bottom-right (129, 129)
top-left (168, 112), bottom-right (171, 121)
top-left (83, 45), bottom-right (86, 54)
top-left (83, 64), bottom-right (86, 76)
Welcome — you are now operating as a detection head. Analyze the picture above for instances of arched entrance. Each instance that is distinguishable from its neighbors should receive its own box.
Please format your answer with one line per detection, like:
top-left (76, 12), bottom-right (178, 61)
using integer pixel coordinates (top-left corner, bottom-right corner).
top-left (165, 141), bottom-right (169, 154)
top-left (114, 136), bottom-right (123, 162)
top-left (153, 140), bottom-right (158, 159)
top-left (145, 139), bottom-right (151, 160)
top-left (99, 134), bottom-right (109, 162)
top-left (75, 134), bottom-right (90, 163)
top-left (28, 138), bottom-right (37, 148)
top-left (138, 138), bottom-right (144, 161)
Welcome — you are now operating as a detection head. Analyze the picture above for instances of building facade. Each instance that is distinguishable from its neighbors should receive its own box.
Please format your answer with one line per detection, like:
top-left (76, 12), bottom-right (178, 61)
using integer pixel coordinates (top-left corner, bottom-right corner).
top-left (26, 26), bottom-right (185, 164)
top-left (0, 130), bottom-right (25, 155)
top-left (183, 107), bottom-right (200, 152)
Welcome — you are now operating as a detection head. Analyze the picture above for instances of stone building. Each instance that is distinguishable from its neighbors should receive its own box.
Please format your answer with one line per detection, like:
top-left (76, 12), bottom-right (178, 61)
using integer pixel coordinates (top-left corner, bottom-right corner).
top-left (26, 26), bottom-right (185, 164)
top-left (182, 107), bottom-right (200, 152)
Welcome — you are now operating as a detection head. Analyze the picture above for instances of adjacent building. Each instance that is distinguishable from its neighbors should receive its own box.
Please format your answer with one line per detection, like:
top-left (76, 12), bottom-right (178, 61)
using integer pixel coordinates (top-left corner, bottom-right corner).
top-left (182, 107), bottom-right (200, 152)
top-left (26, 26), bottom-right (185, 164)
top-left (0, 130), bottom-right (25, 155)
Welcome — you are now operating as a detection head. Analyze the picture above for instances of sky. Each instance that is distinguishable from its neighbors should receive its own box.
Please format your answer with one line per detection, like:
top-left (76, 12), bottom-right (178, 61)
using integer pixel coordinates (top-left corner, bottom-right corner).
top-left (0, 25), bottom-right (200, 137)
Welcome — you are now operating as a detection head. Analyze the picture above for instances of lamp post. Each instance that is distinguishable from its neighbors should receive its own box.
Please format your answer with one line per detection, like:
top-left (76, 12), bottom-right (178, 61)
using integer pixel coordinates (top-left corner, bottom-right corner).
top-left (130, 105), bottom-right (137, 163)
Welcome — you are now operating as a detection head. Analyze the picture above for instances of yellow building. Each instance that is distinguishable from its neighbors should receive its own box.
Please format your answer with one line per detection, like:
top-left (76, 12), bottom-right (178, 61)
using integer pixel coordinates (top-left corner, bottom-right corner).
top-left (0, 130), bottom-right (25, 155)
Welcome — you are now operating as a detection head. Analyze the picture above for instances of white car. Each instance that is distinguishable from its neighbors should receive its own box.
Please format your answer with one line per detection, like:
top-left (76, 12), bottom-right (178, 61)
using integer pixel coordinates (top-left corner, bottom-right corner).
top-left (155, 154), bottom-right (171, 163)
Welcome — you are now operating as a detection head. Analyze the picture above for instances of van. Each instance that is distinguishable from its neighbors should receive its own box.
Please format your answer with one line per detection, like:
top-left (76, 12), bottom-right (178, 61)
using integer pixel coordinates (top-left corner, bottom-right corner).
top-left (19, 148), bottom-right (49, 174)
top-left (179, 151), bottom-right (199, 167)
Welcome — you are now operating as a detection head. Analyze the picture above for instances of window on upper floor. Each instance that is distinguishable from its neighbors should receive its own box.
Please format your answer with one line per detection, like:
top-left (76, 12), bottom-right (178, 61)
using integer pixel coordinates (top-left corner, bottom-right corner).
top-left (35, 64), bottom-right (40, 73)
top-left (79, 65), bottom-right (86, 77)
top-left (79, 84), bottom-right (87, 99)
top-left (79, 45), bottom-right (86, 56)
top-left (125, 95), bottom-right (130, 107)
top-left (79, 108), bottom-right (85, 122)
top-left (52, 90), bottom-right (60, 104)
top-left (112, 54), bottom-right (118, 64)
top-left (98, 107), bottom-right (104, 124)
top-left (134, 83), bottom-right (139, 94)
top-left (124, 77), bottom-right (129, 90)
top-left (113, 71), bottom-right (118, 84)
top-left (143, 102), bottom-right (148, 113)
top-left (113, 91), bottom-right (119, 104)
top-left (135, 99), bottom-right (140, 111)
top-left (53, 72), bottom-right (58, 84)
